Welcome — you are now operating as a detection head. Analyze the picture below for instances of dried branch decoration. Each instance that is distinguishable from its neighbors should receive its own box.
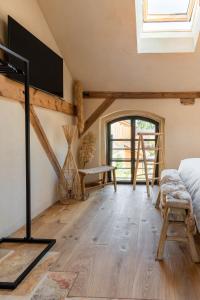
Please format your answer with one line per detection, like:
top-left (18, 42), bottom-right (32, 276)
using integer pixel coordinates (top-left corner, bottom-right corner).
top-left (78, 131), bottom-right (96, 168)
top-left (74, 80), bottom-right (84, 135)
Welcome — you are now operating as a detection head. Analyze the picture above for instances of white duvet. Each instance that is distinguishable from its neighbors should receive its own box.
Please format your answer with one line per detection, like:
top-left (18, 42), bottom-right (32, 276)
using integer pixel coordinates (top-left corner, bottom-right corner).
top-left (178, 158), bottom-right (200, 231)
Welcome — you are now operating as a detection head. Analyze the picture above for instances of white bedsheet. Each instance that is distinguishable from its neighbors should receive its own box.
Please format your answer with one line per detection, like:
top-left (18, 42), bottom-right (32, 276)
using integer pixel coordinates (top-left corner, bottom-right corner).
top-left (178, 158), bottom-right (200, 231)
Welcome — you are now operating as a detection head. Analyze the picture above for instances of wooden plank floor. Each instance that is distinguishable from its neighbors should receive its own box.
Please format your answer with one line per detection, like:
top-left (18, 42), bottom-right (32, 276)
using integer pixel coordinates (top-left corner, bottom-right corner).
top-left (1, 185), bottom-right (200, 300)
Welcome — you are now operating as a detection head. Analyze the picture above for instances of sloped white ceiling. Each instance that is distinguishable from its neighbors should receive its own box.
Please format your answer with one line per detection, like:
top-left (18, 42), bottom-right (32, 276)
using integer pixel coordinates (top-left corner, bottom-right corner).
top-left (38, 0), bottom-right (200, 91)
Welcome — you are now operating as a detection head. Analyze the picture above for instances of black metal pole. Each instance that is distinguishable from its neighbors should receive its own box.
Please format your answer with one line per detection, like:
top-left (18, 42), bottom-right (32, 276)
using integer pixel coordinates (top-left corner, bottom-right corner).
top-left (0, 43), bottom-right (56, 290)
top-left (0, 43), bottom-right (32, 239)
top-left (24, 60), bottom-right (31, 239)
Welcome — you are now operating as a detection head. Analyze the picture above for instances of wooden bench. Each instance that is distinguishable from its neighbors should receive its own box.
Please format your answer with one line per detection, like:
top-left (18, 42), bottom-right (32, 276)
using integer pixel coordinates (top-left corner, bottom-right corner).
top-left (78, 165), bottom-right (117, 200)
top-left (156, 169), bottom-right (200, 263)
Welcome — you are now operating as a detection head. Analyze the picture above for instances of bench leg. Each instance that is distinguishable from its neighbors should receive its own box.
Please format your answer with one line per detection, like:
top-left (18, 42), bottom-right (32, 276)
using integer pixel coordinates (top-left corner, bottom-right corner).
top-left (185, 212), bottom-right (200, 263)
top-left (187, 231), bottom-right (200, 263)
top-left (156, 207), bottom-right (169, 260)
top-left (102, 172), bottom-right (106, 188)
top-left (112, 168), bottom-right (117, 192)
top-left (80, 174), bottom-right (86, 200)
top-left (155, 190), bottom-right (161, 209)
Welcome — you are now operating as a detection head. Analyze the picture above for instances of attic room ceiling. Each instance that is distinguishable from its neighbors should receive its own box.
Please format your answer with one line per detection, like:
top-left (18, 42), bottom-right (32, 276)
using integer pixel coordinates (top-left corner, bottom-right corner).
top-left (37, 0), bottom-right (200, 92)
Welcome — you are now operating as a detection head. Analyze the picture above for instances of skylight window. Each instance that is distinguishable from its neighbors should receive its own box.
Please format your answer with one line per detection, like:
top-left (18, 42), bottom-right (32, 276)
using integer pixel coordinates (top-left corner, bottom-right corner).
top-left (135, 0), bottom-right (200, 53)
top-left (143, 0), bottom-right (195, 22)
top-left (147, 0), bottom-right (190, 15)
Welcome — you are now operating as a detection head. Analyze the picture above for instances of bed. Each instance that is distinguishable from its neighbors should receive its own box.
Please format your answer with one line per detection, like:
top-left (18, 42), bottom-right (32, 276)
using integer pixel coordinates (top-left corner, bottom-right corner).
top-left (157, 164), bottom-right (200, 262)
top-left (178, 158), bottom-right (200, 232)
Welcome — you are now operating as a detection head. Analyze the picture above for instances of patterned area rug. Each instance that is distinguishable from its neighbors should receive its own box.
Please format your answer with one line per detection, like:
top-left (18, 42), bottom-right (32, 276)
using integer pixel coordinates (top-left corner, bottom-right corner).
top-left (0, 249), bottom-right (46, 282)
top-left (0, 251), bottom-right (60, 299)
top-left (30, 272), bottom-right (77, 300)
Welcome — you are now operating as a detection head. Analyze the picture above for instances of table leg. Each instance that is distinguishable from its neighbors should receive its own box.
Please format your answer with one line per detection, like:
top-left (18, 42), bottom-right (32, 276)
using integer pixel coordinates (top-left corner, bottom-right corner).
top-left (112, 168), bottom-right (117, 192)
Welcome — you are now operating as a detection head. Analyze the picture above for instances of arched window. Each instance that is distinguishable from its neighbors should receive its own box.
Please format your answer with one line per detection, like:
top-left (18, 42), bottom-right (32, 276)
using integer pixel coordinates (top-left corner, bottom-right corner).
top-left (107, 116), bottom-right (159, 183)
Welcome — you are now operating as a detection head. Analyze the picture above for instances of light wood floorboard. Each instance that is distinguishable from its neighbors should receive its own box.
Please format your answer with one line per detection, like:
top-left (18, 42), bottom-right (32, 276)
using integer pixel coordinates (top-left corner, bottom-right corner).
top-left (1, 185), bottom-right (200, 300)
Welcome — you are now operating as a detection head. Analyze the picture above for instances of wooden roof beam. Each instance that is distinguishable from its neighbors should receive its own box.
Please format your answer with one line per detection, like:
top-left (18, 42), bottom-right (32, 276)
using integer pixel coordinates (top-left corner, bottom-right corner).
top-left (0, 75), bottom-right (76, 116)
top-left (83, 91), bottom-right (200, 99)
top-left (29, 105), bottom-right (61, 177)
top-left (81, 97), bottom-right (116, 136)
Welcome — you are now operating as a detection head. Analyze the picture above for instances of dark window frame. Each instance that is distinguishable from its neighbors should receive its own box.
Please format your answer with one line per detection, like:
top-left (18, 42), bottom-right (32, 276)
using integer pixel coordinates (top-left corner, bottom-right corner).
top-left (107, 116), bottom-right (159, 184)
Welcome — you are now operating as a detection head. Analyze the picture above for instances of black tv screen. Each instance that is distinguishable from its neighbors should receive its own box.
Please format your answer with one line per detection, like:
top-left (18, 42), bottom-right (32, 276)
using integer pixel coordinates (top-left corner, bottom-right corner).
top-left (8, 16), bottom-right (63, 97)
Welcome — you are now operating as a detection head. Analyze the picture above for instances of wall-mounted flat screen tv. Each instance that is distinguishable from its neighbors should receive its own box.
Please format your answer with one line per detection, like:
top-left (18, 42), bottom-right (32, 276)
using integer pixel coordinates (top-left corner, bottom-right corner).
top-left (8, 16), bottom-right (63, 98)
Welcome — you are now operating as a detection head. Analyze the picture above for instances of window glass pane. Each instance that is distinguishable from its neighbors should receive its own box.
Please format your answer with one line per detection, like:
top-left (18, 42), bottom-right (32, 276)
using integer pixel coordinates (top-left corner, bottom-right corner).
top-left (111, 161), bottom-right (131, 169)
top-left (111, 161), bottom-right (132, 181)
top-left (110, 120), bottom-right (131, 139)
top-left (115, 169), bottom-right (132, 181)
top-left (134, 151), bottom-right (156, 161)
top-left (112, 141), bottom-right (131, 149)
top-left (135, 140), bottom-right (155, 151)
top-left (134, 147), bottom-right (155, 161)
top-left (112, 149), bottom-right (131, 160)
top-left (135, 119), bottom-right (156, 139)
top-left (135, 161), bottom-right (153, 181)
top-left (136, 134), bottom-right (156, 140)
top-left (143, 140), bottom-right (156, 148)
top-left (146, 150), bottom-right (156, 160)
top-left (147, 0), bottom-right (189, 15)
top-left (138, 161), bottom-right (154, 173)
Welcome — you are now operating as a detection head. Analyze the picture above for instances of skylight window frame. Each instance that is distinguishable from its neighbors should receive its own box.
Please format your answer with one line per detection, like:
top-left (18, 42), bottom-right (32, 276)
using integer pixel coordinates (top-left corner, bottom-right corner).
top-left (135, 0), bottom-right (200, 53)
top-left (143, 0), bottom-right (196, 23)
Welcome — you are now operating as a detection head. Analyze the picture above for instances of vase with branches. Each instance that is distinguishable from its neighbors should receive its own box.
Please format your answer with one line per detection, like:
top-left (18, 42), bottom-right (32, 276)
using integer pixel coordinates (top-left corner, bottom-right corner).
top-left (78, 131), bottom-right (96, 168)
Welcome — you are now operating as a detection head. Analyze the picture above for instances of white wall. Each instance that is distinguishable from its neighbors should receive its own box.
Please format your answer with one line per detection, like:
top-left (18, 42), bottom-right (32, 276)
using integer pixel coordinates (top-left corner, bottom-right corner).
top-left (84, 98), bottom-right (200, 173)
top-left (0, 0), bottom-right (74, 237)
